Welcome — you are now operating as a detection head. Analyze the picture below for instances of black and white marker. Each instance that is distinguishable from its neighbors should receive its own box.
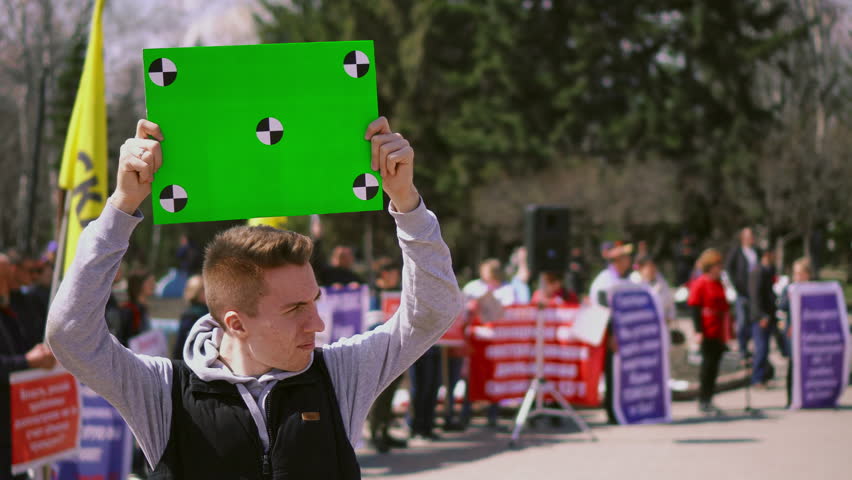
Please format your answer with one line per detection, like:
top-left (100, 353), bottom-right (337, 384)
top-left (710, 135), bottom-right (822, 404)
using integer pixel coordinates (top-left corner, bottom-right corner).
top-left (256, 117), bottom-right (284, 145)
top-left (343, 51), bottom-right (370, 79)
top-left (160, 185), bottom-right (188, 213)
top-left (352, 173), bottom-right (379, 201)
top-left (148, 58), bottom-right (178, 87)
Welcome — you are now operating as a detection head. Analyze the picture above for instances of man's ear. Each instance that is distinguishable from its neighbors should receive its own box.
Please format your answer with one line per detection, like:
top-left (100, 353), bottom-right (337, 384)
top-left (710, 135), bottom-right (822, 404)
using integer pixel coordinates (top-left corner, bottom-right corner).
top-left (223, 310), bottom-right (249, 339)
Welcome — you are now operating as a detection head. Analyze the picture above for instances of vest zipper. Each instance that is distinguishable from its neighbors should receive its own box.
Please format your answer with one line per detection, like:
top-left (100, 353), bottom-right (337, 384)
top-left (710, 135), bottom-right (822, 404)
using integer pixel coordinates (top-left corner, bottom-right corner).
top-left (262, 392), bottom-right (273, 478)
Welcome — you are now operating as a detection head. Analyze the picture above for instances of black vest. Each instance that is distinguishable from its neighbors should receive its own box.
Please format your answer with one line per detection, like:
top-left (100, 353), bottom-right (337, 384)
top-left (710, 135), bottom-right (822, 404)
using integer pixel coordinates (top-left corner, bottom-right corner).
top-left (150, 349), bottom-right (360, 479)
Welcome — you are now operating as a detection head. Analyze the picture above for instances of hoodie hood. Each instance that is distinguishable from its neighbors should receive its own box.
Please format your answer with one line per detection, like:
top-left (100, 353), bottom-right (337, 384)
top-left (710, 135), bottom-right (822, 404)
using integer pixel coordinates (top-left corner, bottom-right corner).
top-left (182, 314), bottom-right (314, 452)
top-left (183, 315), bottom-right (312, 387)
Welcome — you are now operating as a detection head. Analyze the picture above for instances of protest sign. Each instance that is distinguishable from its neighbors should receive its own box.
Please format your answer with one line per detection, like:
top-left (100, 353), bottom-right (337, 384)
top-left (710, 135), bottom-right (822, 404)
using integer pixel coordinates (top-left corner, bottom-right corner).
top-left (142, 41), bottom-right (381, 224)
top-left (380, 290), bottom-right (464, 346)
top-left (790, 282), bottom-right (850, 409)
top-left (317, 284), bottom-right (369, 344)
top-left (9, 369), bottom-right (81, 474)
top-left (610, 283), bottom-right (671, 424)
top-left (380, 290), bottom-right (402, 322)
top-left (128, 329), bottom-right (169, 358)
top-left (467, 305), bottom-right (604, 406)
top-left (54, 386), bottom-right (133, 480)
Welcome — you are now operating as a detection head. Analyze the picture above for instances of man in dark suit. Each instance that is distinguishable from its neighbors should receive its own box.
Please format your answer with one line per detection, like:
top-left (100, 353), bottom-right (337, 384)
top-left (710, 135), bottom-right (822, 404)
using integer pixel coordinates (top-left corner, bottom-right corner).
top-left (748, 249), bottom-right (776, 386)
top-left (1, 254), bottom-right (56, 480)
top-left (725, 227), bottom-right (760, 358)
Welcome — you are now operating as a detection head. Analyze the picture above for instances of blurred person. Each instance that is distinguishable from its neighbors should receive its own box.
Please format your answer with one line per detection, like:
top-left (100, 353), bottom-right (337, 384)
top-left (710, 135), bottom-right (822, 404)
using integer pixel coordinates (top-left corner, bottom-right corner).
top-left (567, 246), bottom-right (588, 298)
top-left (46, 117), bottom-right (463, 477)
top-left (589, 242), bottom-right (633, 308)
top-left (173, 275), bottom-right (209, 359)
top-left (777, 257), bottom-right (811, 407)
top-left (6, 251), bottom-right (47, 348)
top-left (461, 258), bottom-right (517, 427)
top-left (370, 259), bottom-right (401, 310)
top-left (364, 262), bottom-right (408, 450)
top-left (630, 256), bottom-right (676, 328)
top-left (748, 249), bottom-right (777, 387)
top-left (409, 346), bottom-right (442, 439)
top-left (674, 235), bottom-right (697, 286)
top-left (532, 272), bottom-right (578, 307)
top-left (589, 242), bottom-right (633, 424)
top-left (117, 269), bottom-right (155, 346)
top-left (462, 258), bottom-right (516, 306)
top-left (308, 215), bottom-right (363, 287)
top-left (365, 313), bottom-right (408, 453)
top-left (176, 233), bottom-right (203, 275)
top-left (634, 240), bottom-right (649, 267)
top-left (507, 246), bottom-right (531, 305)
top-left (688, 248), bottom-right (730, 414)
top-left (323, 246), bottom-right (363, 286)
top-left (725, 227), bottom-right (760, 358)
top-left (1, 253), bottom-right (55, 479)
top-left (29, 260), bottom-right (53, 315)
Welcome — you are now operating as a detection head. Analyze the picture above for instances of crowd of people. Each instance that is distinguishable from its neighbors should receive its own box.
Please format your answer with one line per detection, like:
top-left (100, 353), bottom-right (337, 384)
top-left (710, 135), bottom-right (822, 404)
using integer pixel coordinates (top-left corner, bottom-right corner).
top-left (351, 228), bottom-right (815, 448)
top-left (0, 221), bottom-right (827, 474)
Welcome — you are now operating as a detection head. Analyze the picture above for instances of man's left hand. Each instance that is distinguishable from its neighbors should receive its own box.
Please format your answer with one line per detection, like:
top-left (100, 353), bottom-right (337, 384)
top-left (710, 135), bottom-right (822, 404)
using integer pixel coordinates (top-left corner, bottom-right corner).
top-left (365, 117), bottom-right (418, 213)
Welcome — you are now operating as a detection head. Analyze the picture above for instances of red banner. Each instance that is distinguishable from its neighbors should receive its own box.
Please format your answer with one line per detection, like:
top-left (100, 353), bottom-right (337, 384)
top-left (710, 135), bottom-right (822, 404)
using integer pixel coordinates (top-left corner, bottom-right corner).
top-left (381, 290), bottom-right (465, 346)
top-left (10, 369), bottom-right (81, 473)
top-left (467, 305), bottom-right (604, 406)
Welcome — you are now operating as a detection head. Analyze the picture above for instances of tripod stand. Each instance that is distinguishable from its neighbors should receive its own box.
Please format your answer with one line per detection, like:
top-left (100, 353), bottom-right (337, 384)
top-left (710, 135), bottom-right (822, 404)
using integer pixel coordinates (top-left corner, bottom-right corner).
top-left (509, 305), bottom-right (597, 447)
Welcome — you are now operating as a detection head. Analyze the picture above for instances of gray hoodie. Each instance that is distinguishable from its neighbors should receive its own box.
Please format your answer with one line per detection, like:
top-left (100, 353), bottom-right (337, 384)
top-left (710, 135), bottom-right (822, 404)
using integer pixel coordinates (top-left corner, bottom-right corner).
top-left (46, 198), bottom-right (462, 468)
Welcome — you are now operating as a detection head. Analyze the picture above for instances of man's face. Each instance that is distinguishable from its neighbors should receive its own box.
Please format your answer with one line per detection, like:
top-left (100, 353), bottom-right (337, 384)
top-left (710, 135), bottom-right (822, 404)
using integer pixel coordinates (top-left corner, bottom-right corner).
top-left (243, 263), bottom-right (325, 372)
top-left (380, 269), bottom-right (401, 289)
top-left (612, 255), bottom-right (631, 276)
top-left (793, 265), bottom-right (810, 283)
top-left (639, 262), bottom-right (657, 281)
top-left (741, 228), bottom-right (754, 247)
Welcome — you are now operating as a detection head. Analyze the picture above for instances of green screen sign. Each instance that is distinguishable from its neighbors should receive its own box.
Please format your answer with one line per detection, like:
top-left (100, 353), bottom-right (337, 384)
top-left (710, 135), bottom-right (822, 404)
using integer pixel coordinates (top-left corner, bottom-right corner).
top-left (142, 41), bottom-right (381, 225)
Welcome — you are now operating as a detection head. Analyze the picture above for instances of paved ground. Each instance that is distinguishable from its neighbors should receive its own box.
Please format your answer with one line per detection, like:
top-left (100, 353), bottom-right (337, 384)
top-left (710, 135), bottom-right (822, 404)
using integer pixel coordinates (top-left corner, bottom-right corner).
top-left (355, 377), bottom-right (852, 480)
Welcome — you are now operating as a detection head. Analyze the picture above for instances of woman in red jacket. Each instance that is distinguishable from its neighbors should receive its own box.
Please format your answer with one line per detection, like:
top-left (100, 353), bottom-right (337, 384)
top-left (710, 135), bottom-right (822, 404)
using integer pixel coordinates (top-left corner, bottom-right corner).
top-left (687, 248), bottom-right (730, 414)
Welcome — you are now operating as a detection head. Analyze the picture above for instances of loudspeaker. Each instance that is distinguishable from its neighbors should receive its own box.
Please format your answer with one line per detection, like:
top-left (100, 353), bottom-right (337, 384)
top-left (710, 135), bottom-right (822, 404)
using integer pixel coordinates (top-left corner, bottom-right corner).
top-left (524, 205), bottom-right (570, 274)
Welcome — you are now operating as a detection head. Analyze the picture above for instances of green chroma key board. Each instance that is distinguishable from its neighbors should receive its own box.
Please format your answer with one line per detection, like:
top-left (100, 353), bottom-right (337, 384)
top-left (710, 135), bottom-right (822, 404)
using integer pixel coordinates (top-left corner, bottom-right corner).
top-left (142, 41), bottom-right (381, 225)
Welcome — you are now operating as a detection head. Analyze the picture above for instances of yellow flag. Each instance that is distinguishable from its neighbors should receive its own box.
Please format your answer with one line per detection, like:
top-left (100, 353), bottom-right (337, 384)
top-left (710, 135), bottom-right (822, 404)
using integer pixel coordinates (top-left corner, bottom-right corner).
top-left (58, 0), bottom-right (107, 274)
top-left (247, 217), bottom-right (289, 229)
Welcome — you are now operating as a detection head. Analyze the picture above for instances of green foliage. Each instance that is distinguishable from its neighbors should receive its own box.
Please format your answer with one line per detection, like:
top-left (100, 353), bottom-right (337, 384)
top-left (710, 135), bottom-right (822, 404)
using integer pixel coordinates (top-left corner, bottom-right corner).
top-left (255, 0), bottom-right (804, 266)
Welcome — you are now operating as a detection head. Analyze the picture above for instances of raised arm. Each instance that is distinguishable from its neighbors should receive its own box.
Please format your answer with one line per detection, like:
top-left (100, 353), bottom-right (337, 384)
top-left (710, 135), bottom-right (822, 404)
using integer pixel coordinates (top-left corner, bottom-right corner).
top-left (321, 117), bottom-right (463, 443)
top-left (45, 120), bottom-right (173, 468)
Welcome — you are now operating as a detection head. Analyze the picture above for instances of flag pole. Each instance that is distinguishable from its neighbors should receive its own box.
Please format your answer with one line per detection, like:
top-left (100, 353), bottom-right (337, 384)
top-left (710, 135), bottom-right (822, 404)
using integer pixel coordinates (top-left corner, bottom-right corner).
top-left (48, 189), bottom-right (72, 306)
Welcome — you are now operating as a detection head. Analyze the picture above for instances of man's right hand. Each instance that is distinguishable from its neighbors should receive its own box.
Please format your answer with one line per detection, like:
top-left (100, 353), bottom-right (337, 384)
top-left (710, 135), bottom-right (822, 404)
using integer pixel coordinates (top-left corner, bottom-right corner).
top-left (26, 343), bottom-right (56, 370)
top-left (111, 119), bottom-right (164, 215)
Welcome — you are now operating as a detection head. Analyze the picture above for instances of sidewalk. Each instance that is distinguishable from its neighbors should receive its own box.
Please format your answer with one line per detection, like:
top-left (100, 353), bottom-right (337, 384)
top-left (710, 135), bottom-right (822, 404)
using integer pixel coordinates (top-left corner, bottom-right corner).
top-left (356, 382), bottom-right (852, 479)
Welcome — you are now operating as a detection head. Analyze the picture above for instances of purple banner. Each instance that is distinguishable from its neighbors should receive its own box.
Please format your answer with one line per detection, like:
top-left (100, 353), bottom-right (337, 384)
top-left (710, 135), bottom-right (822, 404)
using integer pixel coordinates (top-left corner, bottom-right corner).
top-left (54, 386), bottom-right (132, 480)
top-left (791, 283), bottom-right (850, 409)
top-left (320, 285), bottom-right (368, 344)
top-left (610, 283), bottom-right (671, 424)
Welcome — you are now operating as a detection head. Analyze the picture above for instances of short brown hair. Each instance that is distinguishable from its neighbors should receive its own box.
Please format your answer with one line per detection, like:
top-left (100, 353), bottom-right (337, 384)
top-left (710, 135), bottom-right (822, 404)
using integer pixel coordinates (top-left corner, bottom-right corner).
top-left (203, 226), bottom-right (313, 325)
top-left (696, 248), bottom-right (723, 273)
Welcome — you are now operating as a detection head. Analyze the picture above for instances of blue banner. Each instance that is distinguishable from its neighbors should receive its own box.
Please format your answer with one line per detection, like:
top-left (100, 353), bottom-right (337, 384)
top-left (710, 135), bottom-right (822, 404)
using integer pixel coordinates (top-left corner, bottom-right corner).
top-left (610, 283), bottom-right (671, 424)
top-left (320, 285), bottom-right (368, 344)
top-left (790, 282), bottom-right (850, 409)
top-left (54, 386), bottom-right (132, 480)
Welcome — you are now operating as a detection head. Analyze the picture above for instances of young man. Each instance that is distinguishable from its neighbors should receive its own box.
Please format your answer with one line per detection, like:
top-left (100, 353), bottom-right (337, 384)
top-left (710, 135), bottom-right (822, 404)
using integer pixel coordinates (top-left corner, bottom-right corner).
top-left (46, 118), bottom-right (463, 479)
top-left (725, 227), bottom-right (761, 358)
